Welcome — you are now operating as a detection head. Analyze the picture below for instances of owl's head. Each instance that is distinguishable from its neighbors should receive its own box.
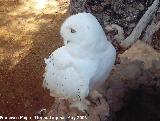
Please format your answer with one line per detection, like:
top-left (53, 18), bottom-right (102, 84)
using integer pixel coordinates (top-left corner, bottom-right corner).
top-left (60, 13), bottom-right (108, 50)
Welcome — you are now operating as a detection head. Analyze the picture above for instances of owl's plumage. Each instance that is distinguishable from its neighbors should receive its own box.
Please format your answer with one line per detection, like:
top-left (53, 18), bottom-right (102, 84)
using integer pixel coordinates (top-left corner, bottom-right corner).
top-left (43, 12), bottom-right (116, 111)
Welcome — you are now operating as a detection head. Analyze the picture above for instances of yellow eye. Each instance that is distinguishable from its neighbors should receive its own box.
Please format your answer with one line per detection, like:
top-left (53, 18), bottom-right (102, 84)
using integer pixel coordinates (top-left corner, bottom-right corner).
top-left (71, 28), bottom-right (76, 33)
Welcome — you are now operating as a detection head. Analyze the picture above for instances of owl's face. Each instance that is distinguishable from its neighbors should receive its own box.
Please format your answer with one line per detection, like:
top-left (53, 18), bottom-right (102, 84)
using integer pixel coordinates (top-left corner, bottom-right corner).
top-left (60, 21), bottom-right (89, 46)
top-left (60, 13), bottom-right (106, 49)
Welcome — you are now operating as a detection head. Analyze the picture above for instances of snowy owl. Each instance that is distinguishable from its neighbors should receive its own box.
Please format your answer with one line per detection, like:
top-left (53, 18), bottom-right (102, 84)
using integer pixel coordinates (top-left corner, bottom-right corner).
top-left (43, 12), bottom-right (116, 112)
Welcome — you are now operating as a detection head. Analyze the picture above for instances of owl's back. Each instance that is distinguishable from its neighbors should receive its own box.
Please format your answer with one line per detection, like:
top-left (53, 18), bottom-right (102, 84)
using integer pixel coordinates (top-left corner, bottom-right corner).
top-left (90, 42), bottom-right (116, 90)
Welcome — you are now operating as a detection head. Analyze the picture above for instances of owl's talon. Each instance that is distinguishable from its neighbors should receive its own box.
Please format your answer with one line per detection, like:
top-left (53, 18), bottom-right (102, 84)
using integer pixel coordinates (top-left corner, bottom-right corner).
top-left (97, 97), bottom-right (101, 104)
top-left (90, 90), bottom-right (103, 102)
top-left (98, 114), bottom-right (101, 121)
top-left (84, 110), bottom-right (90, 116)
top-left (70, 99), bottom-right (90, 113)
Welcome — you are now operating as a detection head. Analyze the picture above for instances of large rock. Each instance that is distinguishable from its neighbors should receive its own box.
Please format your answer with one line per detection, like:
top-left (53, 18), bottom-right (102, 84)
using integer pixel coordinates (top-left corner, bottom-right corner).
top-left (39, 41), bottom-right (160, 120)
top-left (106, 41), bottom-right (160, 112)
top-left (119, 40), bottom-right (160, 68)
top-left (106, 60), bottom-right (144, 112)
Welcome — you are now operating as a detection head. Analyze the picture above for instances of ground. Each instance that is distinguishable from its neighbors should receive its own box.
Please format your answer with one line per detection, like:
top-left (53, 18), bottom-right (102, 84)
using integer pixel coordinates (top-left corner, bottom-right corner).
top-left (0, 0), bottom-right (69, 120)
top-left (0, 0), bottom-right (160, 121)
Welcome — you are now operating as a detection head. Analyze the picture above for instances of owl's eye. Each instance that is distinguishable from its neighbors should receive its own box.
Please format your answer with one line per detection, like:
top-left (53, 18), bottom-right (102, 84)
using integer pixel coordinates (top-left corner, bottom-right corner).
top-left (71, 28), bottom-right (76, 33)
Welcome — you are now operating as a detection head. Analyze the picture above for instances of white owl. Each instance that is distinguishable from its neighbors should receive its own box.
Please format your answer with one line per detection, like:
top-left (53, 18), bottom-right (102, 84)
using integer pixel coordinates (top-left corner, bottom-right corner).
top-left (43, 12), bottom-right (116, 112)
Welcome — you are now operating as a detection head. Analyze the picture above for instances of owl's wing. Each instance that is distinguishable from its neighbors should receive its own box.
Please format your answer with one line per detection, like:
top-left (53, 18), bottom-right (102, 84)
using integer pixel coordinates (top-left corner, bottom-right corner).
top-left (43, 47), bottom-right (89, 100)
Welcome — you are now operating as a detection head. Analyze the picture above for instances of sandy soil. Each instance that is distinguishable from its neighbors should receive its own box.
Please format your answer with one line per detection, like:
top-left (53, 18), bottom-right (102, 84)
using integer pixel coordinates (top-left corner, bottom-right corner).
top-left (0, 0), bottom-right (69, 120)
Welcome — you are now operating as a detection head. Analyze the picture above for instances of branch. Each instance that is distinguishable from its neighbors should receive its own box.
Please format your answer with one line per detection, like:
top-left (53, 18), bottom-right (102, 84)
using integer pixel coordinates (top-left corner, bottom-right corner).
top-left (119, 0), bottom-right (159, 48)
top-left (105, 24), bottom-right (125, 43)
top-left (142, 14), bottom-right (160, 44)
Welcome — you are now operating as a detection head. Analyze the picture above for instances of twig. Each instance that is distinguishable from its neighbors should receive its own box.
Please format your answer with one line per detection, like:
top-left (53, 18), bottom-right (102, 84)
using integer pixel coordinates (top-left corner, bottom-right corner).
top-left (142, 8), bottom-right (160, 44)
top-left (119, 0), bottom-right (159, 48)
top-left (105, 24), bottom-right (125, 43)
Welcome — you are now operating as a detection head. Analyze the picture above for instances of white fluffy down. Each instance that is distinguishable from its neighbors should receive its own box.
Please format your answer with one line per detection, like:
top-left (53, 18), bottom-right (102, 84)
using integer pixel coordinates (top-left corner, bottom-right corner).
top-left (43, 12), bottom-right (116, 111)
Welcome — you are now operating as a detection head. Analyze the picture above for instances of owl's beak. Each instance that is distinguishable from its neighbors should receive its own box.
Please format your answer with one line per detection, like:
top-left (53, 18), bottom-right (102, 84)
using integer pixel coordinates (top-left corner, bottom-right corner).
top-left (67, 40), bottom-right (71, 44)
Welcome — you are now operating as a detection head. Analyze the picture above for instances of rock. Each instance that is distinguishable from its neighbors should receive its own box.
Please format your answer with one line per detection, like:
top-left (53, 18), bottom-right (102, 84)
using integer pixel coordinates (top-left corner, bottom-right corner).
top-left (119, 41), bottom-right (160, 69)
top-left (106, 41), bottom-right (160, 113)
top-left (38, 97), bottom-right (110, 121)
top-left (88, 97), bottom-right (110, 121)
top-left (106, 60), bottom-right (144, 112)
top-left (108, 61), bottom-right (144, 86)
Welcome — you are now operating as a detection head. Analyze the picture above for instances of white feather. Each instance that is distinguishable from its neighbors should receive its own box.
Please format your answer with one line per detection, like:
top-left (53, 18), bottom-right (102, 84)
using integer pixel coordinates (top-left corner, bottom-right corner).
top-left (43, 12), bottom-right (116, 111)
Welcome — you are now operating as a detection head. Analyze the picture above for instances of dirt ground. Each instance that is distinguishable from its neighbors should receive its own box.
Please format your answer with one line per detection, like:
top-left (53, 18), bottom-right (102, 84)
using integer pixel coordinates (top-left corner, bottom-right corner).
top-left (0, 0), bottom-right (69, 120)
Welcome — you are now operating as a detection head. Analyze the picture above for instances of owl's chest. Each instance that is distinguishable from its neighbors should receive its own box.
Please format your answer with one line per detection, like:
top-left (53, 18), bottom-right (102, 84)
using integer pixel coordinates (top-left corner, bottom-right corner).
top-left (71, 58), bottom-right (98, 82)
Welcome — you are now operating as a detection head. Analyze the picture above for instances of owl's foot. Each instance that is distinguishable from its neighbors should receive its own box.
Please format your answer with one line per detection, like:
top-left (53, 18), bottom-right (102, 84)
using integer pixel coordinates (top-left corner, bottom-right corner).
top-left (90, 90), bottom-right (103, 105)
top-left (70, 99), bottom-right (90, 114)
top-left (91, 90), bottom-right (103, 98)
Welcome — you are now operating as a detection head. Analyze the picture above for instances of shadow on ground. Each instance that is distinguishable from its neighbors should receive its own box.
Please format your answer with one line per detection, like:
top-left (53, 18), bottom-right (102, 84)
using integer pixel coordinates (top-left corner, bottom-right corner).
top-left (0, 0), bottom-right (69, 120)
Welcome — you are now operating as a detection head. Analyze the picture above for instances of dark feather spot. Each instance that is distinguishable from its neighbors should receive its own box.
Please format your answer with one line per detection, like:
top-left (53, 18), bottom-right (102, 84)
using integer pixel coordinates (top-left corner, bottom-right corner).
top-left (78, 95), bottom-right (81, 101)
top-left (71, 28), bottom-right (76, 33)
